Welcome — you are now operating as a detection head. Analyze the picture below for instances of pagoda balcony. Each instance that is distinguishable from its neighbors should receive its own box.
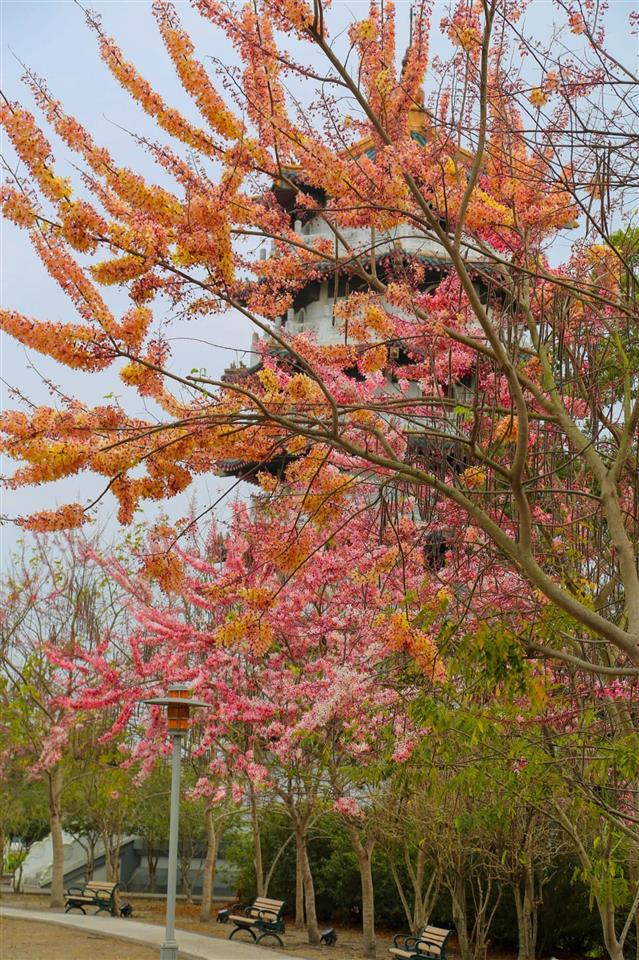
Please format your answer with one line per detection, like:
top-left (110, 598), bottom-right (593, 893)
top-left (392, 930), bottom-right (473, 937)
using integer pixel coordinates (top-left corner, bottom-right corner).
top-left (268, 220), bottom-right (493, 266)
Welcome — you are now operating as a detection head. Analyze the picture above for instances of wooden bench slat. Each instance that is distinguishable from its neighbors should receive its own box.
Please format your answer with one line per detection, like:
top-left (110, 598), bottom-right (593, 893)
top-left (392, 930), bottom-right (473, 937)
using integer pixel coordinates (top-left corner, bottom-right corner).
top-left (65, 880), bottom-right (119, 916)
top-left (389, 924), bottom-right (453, 960)
top-left (227, 896), bottom-right (286, 948)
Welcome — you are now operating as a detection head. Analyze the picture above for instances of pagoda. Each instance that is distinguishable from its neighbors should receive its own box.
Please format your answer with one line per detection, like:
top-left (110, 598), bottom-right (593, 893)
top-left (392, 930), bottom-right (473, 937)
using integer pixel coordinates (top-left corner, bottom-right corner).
top-left (219, 100), bottom-right (496, 506)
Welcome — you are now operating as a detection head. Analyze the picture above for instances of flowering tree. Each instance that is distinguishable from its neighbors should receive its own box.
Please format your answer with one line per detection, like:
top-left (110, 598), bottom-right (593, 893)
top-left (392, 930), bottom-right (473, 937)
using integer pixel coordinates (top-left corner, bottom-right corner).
top-left (422, 625), bottom-right (639, 960)
top-left (54, 486), bottom-right (441, 950)
top-left (1, 0), bottom-right (638, 676)
top-left (0, 531), bottom-right (128, 905)
top-left (17, 485), bottom-right (637, 956)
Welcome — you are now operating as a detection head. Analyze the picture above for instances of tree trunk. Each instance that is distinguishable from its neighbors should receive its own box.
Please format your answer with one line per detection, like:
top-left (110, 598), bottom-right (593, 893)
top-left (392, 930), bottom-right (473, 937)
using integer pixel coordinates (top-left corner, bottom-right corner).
top-left (298, 829), bottom-right (321, 945)
top-left (598, 896), bottom-right (624, 960)
top-left (412, 844), bottom-right (427, 931)
top-left (358, 847), bottom-right (376, 960)
top-left (450, 875), bottom-right (472, 960)
top-left (412, 845), bottom-right (439, 931)
top-left (13, 858), bottom-right (24, 893)
top-left (629, 835), bottom-right (639, 960)
top-left (0, 827), bottom-right (5, 896)
top-left (104, 832), bottom-right (122, 883)
top-left (345, 823), bottom-right (376, 960)
top-left (471, 877), bottom-right (499, 960)
top-left (85, 840), bottom-right (96, 882)
top-left (294, 829), bottom-right (305, 929)
top-left (48, 766), bottom-right (65, 909)
top-left (249, 785), bottom-right (265, 897)
top-left (147, 851), bottom-right (158, 893)
top-left (389, 857), bottom-right (414, 931)
top-left (390, 844), bottom-right (439, 933)
top-left (514, 866), bottom-right (537, 960)
top-left (200, 806), bottom-right (222, 922)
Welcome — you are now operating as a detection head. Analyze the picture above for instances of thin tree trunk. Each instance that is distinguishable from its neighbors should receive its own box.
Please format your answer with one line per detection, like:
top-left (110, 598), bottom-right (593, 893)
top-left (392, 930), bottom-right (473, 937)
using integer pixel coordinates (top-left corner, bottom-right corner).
top-left (412, 845), bottom-right (439, 931)
top-left (389, 846), bottom-right (439, 933)
top-left (294, 829), bottom-right (305, 929)
top-left (86, 840), bottom-right (96, 882)
top-left (48, 766), bottom-right (65, 908)
top-left (200, 806), bottom-right (222, 922)
top-left (147, 851), bottom-right (158, 893)
top-left (104, 832), bottom-right (122, 883)
top-left (249, 786), bottom-right (265, 897)
top-left (0, 827), bottom-right (5, 896)
top-left (599, 897), bottom-right (624, 960)
top-left (345, 824), bottom-right (376, 960)
top-left (298, 829), bottom-right (320, 945)
top-left (13, 858), bottom-right (24, 893)
top-left (628, 834), bottom-right (639, 960)
top-left (389, 857), bottom-right (414, 931)
top-left (514, 865), bottom-right (537, 960)
top-left (450, 874), bottom-right (472, 960)
top-left (471, 878), bottom-right (500, 960)
top-left (358, 847), bottom-right (376, 960)
top-left (412, 844), bottom-right (427, 931)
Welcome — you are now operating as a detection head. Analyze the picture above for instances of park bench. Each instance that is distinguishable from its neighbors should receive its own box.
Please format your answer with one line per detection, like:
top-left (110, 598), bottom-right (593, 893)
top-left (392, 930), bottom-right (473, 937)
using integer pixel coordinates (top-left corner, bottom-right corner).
top-left (389, 925), bottom-right (453, 960)
top-left (227, 896), bottom-right (286, 946)
top-left (64, 880), bottom-right (119, 916)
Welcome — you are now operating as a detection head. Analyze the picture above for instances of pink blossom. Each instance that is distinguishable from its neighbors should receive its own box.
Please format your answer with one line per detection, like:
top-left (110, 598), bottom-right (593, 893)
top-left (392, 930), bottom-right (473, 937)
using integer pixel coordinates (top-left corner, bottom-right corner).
top-left (334, 797), bottom-right (364, 819)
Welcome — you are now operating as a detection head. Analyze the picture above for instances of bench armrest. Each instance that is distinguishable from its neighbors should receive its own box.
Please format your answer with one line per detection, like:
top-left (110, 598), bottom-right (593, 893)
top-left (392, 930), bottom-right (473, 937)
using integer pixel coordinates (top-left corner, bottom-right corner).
top-left (65, 886), bottom-right (86, 896)
top-left (232, 903), bottom-right (254, 917)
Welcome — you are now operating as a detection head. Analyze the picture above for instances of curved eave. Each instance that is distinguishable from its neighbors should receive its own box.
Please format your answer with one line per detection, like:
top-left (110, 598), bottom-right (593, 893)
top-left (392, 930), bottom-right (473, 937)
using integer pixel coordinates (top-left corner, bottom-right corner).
top-left (217, 452), bottom-right (299, 483)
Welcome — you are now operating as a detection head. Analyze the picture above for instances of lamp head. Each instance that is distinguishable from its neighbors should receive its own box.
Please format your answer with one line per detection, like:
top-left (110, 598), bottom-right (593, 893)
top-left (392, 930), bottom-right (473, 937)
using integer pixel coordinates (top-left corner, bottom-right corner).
top-left (142, 684), bottom-right (209, 734)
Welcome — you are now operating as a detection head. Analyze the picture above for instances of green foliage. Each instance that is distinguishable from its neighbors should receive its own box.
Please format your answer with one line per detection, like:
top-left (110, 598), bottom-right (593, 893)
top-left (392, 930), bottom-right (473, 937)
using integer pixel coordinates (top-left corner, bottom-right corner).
top-left (4, 850), bottom-right (27, 874)
top-left (0, 773), bottom-right (48, 850)
top-left (129, 766), bottom-right (172, 853)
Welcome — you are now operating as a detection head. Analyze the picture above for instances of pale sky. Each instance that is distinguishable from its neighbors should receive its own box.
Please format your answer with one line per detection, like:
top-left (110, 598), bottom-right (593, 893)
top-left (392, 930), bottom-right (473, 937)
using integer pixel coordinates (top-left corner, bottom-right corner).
top-left (1, 0), bottom-right (637, 560)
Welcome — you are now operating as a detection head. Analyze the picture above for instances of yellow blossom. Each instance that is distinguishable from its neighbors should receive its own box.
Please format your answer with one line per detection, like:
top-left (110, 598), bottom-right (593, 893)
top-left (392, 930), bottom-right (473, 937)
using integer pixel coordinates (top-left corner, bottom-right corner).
top-left (529, 88), bottom-right (548, 108)
top-left (460, 466), bottom-right (486, 489)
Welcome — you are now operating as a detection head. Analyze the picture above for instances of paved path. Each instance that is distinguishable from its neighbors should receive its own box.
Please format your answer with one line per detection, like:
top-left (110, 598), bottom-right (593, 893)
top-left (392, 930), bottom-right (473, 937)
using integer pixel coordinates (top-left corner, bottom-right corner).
top-left (0, 905), bottom-right (299, 959)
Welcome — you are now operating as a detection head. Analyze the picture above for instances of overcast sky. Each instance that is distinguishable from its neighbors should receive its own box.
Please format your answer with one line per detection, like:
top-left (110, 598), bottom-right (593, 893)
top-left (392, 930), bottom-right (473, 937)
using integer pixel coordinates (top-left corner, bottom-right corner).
top-left (1, 0), bottom-right (636, 561)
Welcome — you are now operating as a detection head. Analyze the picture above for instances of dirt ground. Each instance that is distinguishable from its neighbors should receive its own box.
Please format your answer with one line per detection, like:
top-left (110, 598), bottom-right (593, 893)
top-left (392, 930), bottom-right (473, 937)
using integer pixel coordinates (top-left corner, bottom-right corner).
top-left (1, 893), bottom-right (396, 960)
top-left (130, 897), bottom-right (396, 959)
top-left (1, 917), bottom-right (158, 960)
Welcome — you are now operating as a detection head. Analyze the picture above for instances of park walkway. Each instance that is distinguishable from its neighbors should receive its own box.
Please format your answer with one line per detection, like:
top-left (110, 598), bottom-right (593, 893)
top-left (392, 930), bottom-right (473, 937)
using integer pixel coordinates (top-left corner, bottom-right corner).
top-left (0, 905), bottom-right (301, 959)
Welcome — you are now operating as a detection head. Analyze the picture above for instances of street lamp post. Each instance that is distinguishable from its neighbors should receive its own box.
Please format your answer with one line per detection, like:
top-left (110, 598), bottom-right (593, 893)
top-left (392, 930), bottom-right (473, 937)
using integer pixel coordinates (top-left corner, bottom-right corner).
top-left (142, 684), bottom-right (208, 960)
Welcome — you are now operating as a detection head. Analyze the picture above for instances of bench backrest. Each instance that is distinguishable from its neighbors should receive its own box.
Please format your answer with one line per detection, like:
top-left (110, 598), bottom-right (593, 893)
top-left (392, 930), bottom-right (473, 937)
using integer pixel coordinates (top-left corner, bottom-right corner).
top-left (248, 897), bottom-right (285, 922)
top-left (84, 881), bottom-right (118, 895)
top-left (417, 927), bottom-right (452, 957)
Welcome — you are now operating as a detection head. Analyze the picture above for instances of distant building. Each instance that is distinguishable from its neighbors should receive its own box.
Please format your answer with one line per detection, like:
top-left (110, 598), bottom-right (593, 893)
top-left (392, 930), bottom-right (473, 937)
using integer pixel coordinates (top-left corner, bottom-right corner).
top-left (20, 831), bottom-right (236, 897)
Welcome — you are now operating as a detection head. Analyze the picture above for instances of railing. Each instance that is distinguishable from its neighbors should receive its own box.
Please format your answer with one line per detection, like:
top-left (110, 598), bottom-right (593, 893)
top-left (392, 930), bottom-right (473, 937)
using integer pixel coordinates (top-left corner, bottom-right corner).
top-left (285, 320), bottom-right (319, 336)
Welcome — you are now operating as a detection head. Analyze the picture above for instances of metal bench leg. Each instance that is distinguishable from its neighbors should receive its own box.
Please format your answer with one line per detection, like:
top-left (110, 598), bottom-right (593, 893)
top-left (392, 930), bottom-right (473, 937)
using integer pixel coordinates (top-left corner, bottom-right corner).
top-left (229, 926), bottom-right (257, 942)
top-left (256, 932), bottom-right (284, 948)
top-left (65, 905), bottom-right (86, 915)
